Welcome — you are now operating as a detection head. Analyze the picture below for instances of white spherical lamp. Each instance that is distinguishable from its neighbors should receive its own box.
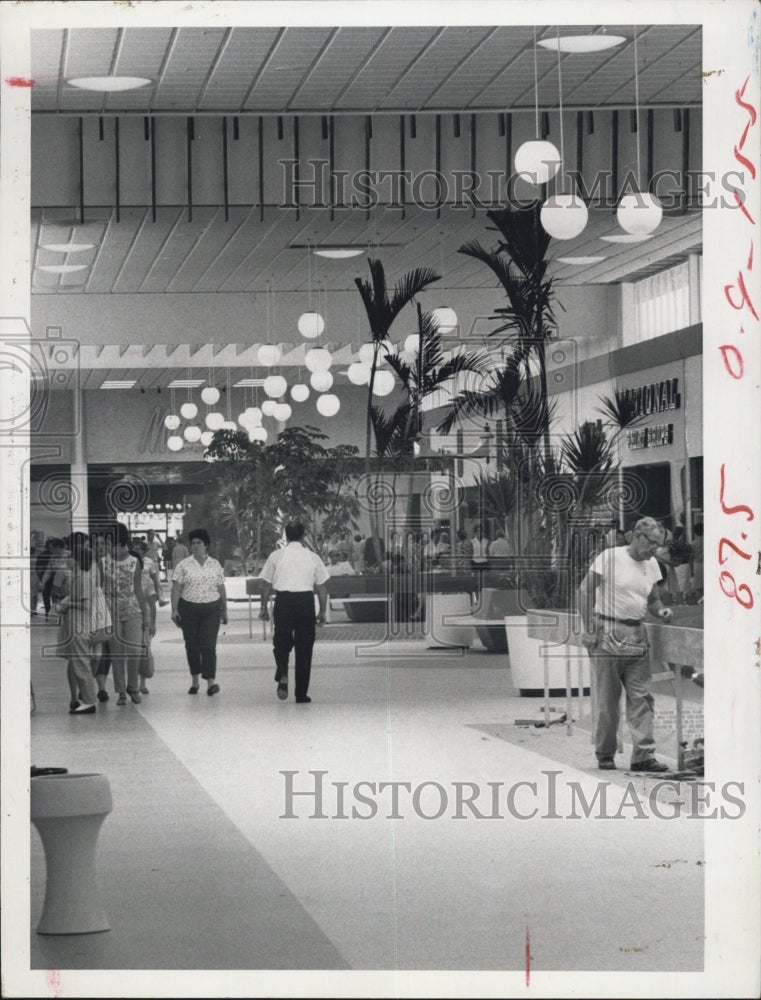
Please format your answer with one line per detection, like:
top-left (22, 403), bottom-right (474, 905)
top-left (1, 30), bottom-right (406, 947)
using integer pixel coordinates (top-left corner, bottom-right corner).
top-left (222, 421), bottom-right (238, 431)
top-left (304, 347), bottom-right (333, 373)
top-left (404, 334), bottom-right (420, 355)
top-left (200, 431), bottom-right (214, 446)
top-left (372, 369), bottom-right (395, 396)
top-left (264, 374), bottom-right (287, 398)
top-left (291, 383), bottom-right (310, 402)
top-left (431, 307), bottom-right (458, 333)
top-left (358, 343), bottom-right (375, 366)
top-left (164, 414), bottom-right (180, 431)
top-left (249, 426), bottom-right (268, 443)
top-left (297, 312), bottom-right (325, 339)
top-left (245, 406), bottom-right (262, 425)
top-left (180, 401), bottom-right (198, 420)
top-left (310, 370), bottom-right (334, 392)
top-left (514, 140), bottom-right (562, 185)
top-left (347, 362), bottom-right (371, 385)
top-left (616, 192), bottom-right (663, 236)
top-left (238, 411), bottom-right (252, 428)
top-left (316, 393), bottom-right (340, 417)
top-left (200, 386), bottom-right (220, 405)
top-left (167, 435), bottom-right (183, 452)
top-left (273, 403), bottom-right (292, 422)
top-left (261, 399), bottom-right (278, 417)
top-left (183, 425), bottom-right (202, 443)
top-left (540, 193), bottom-right (589, 239)
top-left (257, 344), bottom-right (282, 366)
top-left (205, 411), bottom-right (225, 430)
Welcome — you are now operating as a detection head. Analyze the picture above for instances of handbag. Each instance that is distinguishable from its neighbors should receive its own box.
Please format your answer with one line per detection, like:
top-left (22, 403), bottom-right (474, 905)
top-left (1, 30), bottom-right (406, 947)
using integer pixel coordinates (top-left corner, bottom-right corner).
top-left (89, 582), bottom-right (112, 646)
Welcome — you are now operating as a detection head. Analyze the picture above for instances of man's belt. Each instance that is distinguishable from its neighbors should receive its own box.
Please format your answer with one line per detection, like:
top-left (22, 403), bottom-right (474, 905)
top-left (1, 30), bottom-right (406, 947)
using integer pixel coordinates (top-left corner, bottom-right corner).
top-left (597, 613), bottom-right (642, 627)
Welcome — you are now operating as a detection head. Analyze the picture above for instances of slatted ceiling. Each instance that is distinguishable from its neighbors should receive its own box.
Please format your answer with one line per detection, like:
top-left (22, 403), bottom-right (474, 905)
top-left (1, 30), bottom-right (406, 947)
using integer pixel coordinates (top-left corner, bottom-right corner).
top-left (337, 26), bottom-right (438, 109)
top-left (243, 27), bottom-right (336, 111)
top-left (199, 27), bottom-right (281, 110)
top-left (153, 28), bottom-right (228, 110)
top-left (141, 213), bottom-right (216, 293)
top-left (287, 27), bottom-right (385, 110)
top-left (393, 26), bottom-right (499, 110)
top-left (166, 207), bottom-right (246, 292)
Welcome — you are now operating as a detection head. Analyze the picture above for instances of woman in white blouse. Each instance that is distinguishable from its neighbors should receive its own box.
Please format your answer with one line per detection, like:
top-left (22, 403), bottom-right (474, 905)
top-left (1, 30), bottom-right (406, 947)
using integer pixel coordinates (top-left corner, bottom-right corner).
top-left (171, 528), bottom-right (228, 696)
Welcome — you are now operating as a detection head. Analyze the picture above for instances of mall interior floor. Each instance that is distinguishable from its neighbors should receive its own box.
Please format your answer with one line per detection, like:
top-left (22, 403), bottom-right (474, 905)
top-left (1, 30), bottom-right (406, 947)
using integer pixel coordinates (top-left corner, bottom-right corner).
top-left (25, 604), bottom-right (704, 983)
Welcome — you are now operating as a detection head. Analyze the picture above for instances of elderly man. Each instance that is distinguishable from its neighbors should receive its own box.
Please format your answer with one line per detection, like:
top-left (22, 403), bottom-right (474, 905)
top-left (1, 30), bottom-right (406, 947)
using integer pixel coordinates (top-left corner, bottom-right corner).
top-left (258, 522), bottom-right (329, 704)
top-left (577, 516), bottom-right (674, 772)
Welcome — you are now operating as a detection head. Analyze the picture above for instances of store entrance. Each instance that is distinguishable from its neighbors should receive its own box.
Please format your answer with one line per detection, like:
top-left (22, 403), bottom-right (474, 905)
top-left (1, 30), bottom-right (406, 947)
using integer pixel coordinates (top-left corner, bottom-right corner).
top-left (626, 462), bottom-right (672, 528)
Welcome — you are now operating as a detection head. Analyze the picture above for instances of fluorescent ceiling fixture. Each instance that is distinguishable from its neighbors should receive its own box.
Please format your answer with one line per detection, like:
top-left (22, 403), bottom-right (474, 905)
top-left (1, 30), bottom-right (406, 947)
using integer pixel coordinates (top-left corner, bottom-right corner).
top-left (233, 379), bottom-right (266, 388)
top-left (313, 248), bottom-right (365, 259)
top-left (36, 264), bottom-right (88, 274)
top-left (538, 35), bottom-right (627, 53)
top-left (40, 243), bottom-right (96, 253)
top-left (556, 256), bottom-right (606, 264)
top-left (167, 379), bottom-right (205, 388)
top-left (67, 76), bottom-right (152, 92)
top-left (600, 233), bottom-right (653, 244)
top-left (100, 380), bottom-right (136, 389)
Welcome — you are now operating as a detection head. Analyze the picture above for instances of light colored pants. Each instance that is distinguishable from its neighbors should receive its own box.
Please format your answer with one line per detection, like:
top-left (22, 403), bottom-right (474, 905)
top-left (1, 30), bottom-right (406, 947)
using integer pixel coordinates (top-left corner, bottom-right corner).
top-left (592, 648), bottom-right (656, 764)
top-left (111, 615), bottom-right (143, 694)
top-left (65, 631), bottom-right (98, 705)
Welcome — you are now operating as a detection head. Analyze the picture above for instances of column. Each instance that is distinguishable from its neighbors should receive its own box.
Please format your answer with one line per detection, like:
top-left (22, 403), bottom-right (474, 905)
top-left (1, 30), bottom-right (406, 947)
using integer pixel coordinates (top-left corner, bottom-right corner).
top-left (70, 386), bottom-right (89, 531)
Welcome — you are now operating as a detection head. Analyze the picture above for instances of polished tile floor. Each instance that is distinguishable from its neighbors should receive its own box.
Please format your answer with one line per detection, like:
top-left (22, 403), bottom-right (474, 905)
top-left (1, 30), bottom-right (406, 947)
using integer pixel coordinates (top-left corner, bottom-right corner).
top-left (25, 603), bottom-right (704, 987)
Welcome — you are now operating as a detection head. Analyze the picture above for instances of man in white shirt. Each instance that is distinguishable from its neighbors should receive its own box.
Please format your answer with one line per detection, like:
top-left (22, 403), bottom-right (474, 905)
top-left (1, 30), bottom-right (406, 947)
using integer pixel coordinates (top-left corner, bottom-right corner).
top-left (488, 528), bottom-right (510, 558)
top-left (258, 522), bottom-right (329, 704)
top-left (577, 516), bottom-right (674, 773)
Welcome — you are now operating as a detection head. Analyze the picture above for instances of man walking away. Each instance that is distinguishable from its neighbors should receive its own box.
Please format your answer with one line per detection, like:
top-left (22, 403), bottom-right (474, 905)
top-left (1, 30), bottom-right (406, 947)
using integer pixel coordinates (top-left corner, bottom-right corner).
top-left (258, 523), bottom-right (329, 704)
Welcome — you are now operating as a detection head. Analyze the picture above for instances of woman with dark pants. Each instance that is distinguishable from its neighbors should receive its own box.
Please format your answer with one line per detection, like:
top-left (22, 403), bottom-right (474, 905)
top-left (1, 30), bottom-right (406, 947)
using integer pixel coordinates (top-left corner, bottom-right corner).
top-left (171, 528), bottom-right (228, 696)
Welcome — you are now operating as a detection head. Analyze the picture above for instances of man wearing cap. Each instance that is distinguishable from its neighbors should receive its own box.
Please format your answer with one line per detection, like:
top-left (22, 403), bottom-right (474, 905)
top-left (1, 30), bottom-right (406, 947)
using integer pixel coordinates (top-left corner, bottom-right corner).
top-left (577, 516), bottom-right (674, 772)
top-left (258, 522), bottom-right (329, 704)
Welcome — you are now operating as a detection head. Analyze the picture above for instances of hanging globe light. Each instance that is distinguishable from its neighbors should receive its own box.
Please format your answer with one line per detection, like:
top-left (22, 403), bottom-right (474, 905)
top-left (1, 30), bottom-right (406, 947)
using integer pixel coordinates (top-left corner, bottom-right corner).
top-left (316, 393), bottom-right (340, 417)
top-left (358, 343), bottom-right (376, 366)
top-left (304, 347), bottom-right (333, 373)
top-left (249, 426), bottom-right (268, 443)
top-left (431, 307), bottom-right (458, 334)
top-left (257, 344), bottom-right (282, 366)
top-left (222, 420), bottom-right (238, 431)
top-left (403, 334), bottom-right (420, 355)
top-left (297, 312), bottom-right (325, 339)
top-left (347, 362), bottom-right (371, 385)
top-left (200, 430), bottom-right (214, 447)
top-left (372, 369), bottom-right (395, 396)
top-left (291, 383), bottom-right (310, 402)
top-left (183, 425), bottom-right (202, 443)
top-left (180, 401), bottom-right (198, 420)
top-left (167, 435), bottom-right (183, 452)
top-left (540, 193), bottom-right (589, 239)
top-left (200, 386), bottom-right (220, 405)
top-left (310, 370), bottom-right (334, 392)
top-left (616, 192), bottom-right (663, 236)
top-left (261, 399), bottom-right (278, 417)
top-left (273, 402), bottom-right (292, 422)
top-left (245, 406), bottom-right (263, 425)
top-left (205, 411), bottom-right (225, 431)
top-left (264, 374), bottom-right (287, 398)
top-left (164, 414), bottom-right (180, 431)
top-left (238, 411), bottom-right (252, 428)
top-left (514, 139), bottom-right (562, 185)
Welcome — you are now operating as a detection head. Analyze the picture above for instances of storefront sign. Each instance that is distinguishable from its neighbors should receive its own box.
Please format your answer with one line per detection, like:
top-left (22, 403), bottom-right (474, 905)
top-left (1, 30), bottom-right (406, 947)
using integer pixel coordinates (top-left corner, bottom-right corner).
top-left (620, 377), bottom-right (681, 418)
top-left (627, 424), bottom-right (674, 450)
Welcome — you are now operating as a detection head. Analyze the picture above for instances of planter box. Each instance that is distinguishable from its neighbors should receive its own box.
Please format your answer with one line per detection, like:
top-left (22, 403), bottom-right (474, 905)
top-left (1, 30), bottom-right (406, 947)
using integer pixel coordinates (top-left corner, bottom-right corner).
top-left (473, 588), bottom-right (523, 652)
top-left (505, 613), bottom-right (591, 697)
top-left (426, 592), bottom-right (474, 648)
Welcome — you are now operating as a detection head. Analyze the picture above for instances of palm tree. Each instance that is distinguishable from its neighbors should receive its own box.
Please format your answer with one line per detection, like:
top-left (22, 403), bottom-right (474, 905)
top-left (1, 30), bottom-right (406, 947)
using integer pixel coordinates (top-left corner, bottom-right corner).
top-left (354, 258), bottom-right (441, 471)
top-left (596, 387), bottom-right (646, 530)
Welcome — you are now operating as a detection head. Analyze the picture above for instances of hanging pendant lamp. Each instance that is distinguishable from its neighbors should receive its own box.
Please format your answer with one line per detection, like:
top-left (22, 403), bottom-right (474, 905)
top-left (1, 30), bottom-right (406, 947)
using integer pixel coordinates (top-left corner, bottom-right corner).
top-left (514, 28), bottom-right (562, 186)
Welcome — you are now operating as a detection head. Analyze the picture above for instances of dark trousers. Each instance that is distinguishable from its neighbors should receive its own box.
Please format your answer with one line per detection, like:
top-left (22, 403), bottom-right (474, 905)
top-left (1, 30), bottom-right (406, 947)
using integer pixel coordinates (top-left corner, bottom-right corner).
top-left (179, 598), bottom-right (222, 680)
top-left (273, 592), bottom-right (316, 700)
top-left (95, 641), bottom-right (112, 677)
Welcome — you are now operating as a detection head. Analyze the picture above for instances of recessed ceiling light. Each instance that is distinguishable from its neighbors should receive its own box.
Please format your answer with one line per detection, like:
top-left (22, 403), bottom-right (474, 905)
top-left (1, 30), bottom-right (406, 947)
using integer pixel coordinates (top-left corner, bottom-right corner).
top-left (167, 379), bottom-right (205, 388)
top-left (40, 243), bottom-right (96, 253)
top-left (67, 76), bottom-right (152, 92)
top-left (36, 264), bottom-right (89, 274)
top-left (233, 379), bottom-right (266, 388)
top-left (600, 234), bottom-right (653, 244)
top-left (101, 380), bottom-right (136, 389)
top-left (538, 35), bottom-right (627, 53)
top-left (555, 256), bottom-right (606, 264)
top-left (313, 248), bottom-right (365, 259)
